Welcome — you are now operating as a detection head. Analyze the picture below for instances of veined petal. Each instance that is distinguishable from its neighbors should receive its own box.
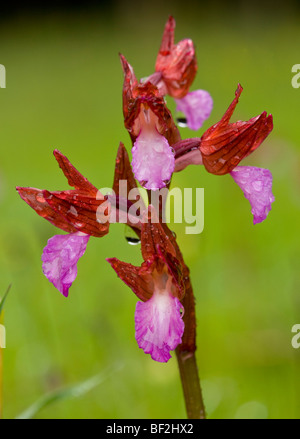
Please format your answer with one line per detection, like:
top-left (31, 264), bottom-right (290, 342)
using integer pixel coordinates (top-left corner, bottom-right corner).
top-left (131, 127), bottom-right (175, 190)
top-left (155, 16), bottom-right (197, 99)
top-left (120, 55), bottom-right (180, 147)
top-left (230, 166), bottom-right (275, 224)
top-left (106, 257), bottom-right (152, 302)
top-left (200, 84), bottom-right (273, 175)
top-left (135, 292), bottom-right (184, 362)
top-left (175, 90), bottom-right (213, 131)
top-left (111, 142), bottom-right (145, 233)
top-left (42, 233), bottom-right (90, 297)
top-left (16, 150), bottom-right (110, 237)
top-left (141, 206), bottom-right (177, 261)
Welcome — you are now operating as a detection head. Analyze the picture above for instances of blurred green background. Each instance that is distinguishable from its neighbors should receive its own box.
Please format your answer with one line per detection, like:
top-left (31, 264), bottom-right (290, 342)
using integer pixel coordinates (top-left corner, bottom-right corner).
top-left (0, 0), bottom-right (300, 419)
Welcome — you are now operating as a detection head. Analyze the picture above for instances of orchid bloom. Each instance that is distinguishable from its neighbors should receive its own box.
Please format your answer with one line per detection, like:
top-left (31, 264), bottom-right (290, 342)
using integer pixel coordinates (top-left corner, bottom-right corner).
top-left (121, 54), bottom-right (180, 190)
top-left (108, 206), bottom-right (185, 362)
top-left (199, 84), bottom-right (273, 175)
top-left (153, 16), bottom-right (213, 131)
top-left (170, 84), bottom-right (275, 224)
top-left (120, 17), bottom-right (213, 191)
top-left (16, 144), bottom-right (145, 297)
top-left (16, 149), bottom-right (110, 297)
top-left (199, 84), bottom-right (274, 224)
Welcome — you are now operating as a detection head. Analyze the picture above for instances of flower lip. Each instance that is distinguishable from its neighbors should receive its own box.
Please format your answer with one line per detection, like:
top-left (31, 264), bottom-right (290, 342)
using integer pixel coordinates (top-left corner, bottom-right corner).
top-left (131, 125), bottom-right (175, 190)
top-left (199, 84), bottom-right (273, 175)
top-left (175, 90), bottom-right (213, 131)
top-left (135, 292), bottom-right (184, 362)
top-left (42, 232), bottom-right (90, 297)
top-left (230, 166), bottom-right (275, 224)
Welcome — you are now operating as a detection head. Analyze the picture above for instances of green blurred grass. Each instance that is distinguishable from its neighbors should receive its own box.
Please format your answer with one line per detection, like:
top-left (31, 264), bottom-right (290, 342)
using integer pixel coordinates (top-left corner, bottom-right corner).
top-left (0, 7), bottom-right (300, 419)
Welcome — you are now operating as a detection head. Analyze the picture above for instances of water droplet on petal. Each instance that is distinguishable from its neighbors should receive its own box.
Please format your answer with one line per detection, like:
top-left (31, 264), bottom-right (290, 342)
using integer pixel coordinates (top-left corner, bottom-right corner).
top-left (74, 222), bottom-right (84, 228)
top-left (36, 193), bottom-right (45, 203)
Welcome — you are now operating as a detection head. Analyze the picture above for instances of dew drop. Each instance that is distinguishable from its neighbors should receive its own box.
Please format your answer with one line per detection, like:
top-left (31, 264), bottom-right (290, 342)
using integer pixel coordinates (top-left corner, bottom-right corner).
top-left (124, 225), bottom-right (141, 246)
top-left (176, 112), bottom-right (188, 128)
top-left (126, 236), bottom-right (141, 245)
top-left (36, 193), bottom-right (45, 203)
top-left (74, 222), bottom-right (84, 228)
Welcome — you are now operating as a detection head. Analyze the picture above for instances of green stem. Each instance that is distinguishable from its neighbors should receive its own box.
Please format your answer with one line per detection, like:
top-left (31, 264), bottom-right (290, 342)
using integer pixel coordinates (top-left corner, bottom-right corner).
top-left (0, 311), bottom-right (3, 419)
top-left (0, 286), bottom-right (10, 420)
top-left (175, 349), bottom-right (205, 419)
top-left (175, 257), bottom-right (206, 418)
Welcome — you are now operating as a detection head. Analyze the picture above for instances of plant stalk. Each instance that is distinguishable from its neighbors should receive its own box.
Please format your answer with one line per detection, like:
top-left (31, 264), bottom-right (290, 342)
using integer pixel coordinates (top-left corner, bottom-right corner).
top-left (175, 349), bottom-right (205, 419)
top-left (0, 310), bottom-right (3, 419)
top-left (175, 275), bottom-right (206, 419)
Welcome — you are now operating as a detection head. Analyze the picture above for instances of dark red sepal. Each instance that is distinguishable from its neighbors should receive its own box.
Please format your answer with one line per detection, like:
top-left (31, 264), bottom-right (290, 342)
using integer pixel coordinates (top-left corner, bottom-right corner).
top-left (53, 149), bottom-right (98, 194)
top-left (107, 206), bottom-right (185, 302)
top-left (155, 16), bottom-right (197, 99)
top-left (16, 187), bottom-right (78, 234)
top-left (156, 244), bottom-right (185, 300)
top-left (106, 258), bottom-right (152, 301)
top-left (112, 142), bottom-right (138, 196)
top-left (199, 84), bottom-right (273, 175)
top-left (141, 205), bottom-right (177, 261)
top-left (112, 142), bottom-right (145, 234)
top-left (16, 150), bottom-right (110, 237)
top-left (120, 55), bottom-right (181, 146)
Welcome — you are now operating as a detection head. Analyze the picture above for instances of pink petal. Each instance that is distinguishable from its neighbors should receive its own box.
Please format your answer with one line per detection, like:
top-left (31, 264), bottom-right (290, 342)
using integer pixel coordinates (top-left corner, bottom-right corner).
top-left (175, 90), bottom-right (213, 131)
top-left (135, 293), bottom-right (184, 362)
top-left (131, 127), bottom-right (175, 190)
top-left (230, 166), bottom-right (275, 224)
top-left (42, 232), bottom-right (90, 297)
